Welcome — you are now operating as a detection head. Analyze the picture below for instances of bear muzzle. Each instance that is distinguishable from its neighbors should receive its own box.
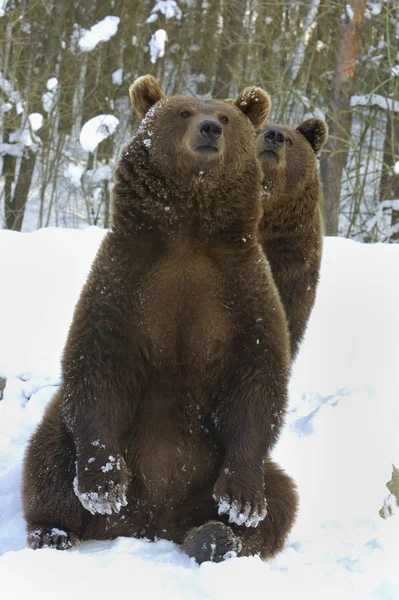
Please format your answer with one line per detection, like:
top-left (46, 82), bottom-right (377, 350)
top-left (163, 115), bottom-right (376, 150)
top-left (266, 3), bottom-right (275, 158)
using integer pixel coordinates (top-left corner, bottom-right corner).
top-left (190, 120), bottom-right (224, 155)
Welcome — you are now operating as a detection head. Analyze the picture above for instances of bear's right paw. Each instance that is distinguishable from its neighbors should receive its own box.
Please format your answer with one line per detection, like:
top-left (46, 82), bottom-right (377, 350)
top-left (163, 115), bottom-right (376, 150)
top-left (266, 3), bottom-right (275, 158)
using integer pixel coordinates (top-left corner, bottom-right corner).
top-left (73, 475), bottom-right (128, 515)
top-left (27, 527), bottom-right (80, 550)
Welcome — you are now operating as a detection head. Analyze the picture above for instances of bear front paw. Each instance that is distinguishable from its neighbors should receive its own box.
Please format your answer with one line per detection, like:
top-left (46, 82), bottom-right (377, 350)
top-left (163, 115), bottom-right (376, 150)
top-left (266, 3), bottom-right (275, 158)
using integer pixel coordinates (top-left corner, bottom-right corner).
top-left (213, 473), bottom-right (267, 528)
top-left (74, 453), bottom-right (129, 515)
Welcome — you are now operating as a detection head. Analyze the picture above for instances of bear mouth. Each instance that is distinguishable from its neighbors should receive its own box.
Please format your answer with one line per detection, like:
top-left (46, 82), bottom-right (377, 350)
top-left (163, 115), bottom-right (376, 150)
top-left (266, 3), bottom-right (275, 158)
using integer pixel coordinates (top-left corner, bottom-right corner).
top-left (192, 145), bottom-right (219, 154)
top-left (259, 149), bottom-right (279, 162)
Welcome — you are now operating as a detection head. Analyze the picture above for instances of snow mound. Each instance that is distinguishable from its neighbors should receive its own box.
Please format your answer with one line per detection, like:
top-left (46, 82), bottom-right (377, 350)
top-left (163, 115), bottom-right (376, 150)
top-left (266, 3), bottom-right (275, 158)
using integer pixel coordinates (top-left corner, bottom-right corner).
top-left (0, 232), bottom-right (398, 599)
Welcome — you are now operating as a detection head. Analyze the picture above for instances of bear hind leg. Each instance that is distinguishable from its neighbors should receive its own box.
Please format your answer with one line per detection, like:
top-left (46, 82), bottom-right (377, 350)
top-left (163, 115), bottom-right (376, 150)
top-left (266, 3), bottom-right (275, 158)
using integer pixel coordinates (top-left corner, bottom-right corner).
top-left (231, 458), bottom-right (298, 560)
top-left (181, 459), bottom-right (297, 563)
top-left (27, 526), bottom-right (80, 550)
top-left (182, 521), bottom-right (241, 564)
top-left (23, 398), bottom-right (86, 549)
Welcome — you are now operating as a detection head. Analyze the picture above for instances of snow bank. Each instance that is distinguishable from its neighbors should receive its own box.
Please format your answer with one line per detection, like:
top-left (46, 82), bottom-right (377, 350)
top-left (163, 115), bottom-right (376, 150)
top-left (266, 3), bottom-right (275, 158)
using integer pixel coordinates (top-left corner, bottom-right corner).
top-left (0, 231), bottom-right (398, 599)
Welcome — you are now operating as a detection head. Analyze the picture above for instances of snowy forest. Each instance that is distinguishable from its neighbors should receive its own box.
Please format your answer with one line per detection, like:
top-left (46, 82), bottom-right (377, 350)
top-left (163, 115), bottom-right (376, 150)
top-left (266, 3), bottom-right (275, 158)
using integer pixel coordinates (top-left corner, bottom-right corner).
top-left (1, 2), bottom-right (399, 597)
top-left (0, 0), bottom-right (398, 241)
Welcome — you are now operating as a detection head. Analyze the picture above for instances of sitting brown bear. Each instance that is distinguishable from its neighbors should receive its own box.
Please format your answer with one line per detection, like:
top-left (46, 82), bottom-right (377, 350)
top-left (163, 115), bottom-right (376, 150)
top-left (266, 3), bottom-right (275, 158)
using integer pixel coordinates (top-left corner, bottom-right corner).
top-left (255, 118), bottom-right (328, 361)
top-left (22, 76), bottom-right (298, 564)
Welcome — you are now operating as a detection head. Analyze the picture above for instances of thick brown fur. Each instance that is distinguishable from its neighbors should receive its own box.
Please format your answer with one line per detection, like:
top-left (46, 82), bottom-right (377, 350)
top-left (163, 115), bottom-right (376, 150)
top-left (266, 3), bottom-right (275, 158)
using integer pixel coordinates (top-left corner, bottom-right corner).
top-left (255, 118), bottom-right (328, 361)
top-left (22, 76), bottom-right (297, 562)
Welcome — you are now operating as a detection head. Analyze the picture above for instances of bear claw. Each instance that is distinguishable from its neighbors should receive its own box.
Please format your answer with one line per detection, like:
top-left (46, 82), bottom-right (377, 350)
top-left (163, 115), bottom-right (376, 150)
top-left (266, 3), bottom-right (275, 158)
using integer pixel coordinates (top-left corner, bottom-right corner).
top-left (217, 496), bottom-right (267, 528)
top-left (73, 476), bottom-right (128, 515)
top-left (27, 527), bottom-right (80, 550)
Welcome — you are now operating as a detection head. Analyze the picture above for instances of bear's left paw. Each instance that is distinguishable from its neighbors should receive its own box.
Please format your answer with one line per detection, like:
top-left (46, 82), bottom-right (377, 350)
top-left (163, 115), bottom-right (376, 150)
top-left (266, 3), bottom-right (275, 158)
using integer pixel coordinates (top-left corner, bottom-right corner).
top-left (73, 475), bottom-right (128, 516)
top-left (213, 475), bottom-right (267, 528)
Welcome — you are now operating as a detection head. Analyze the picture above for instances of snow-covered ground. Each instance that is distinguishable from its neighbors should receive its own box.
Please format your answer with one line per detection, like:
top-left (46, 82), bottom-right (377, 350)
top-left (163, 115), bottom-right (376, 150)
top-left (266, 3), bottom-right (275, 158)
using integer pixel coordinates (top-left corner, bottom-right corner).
top-left (0, 229), bottom-right (398, 599)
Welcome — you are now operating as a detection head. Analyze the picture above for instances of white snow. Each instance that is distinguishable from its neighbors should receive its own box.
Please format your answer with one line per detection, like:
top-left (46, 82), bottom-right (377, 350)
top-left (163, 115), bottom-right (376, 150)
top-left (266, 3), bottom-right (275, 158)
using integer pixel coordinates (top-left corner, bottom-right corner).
top-left (112, 68), bottom-right (123, 86)
top-left (394, 161), bottom-right (399, 175)
top-left (149, 29), bottom-right (168, 64)
top-left (86, 164), bottom-right (113, 184)
top-left (28, 113), bottom-right (43, 132)
top-left (42, 90), bottom-right (56, 114)
top-left (351, 94), bottom-right (399, 113)
top-left (0, 117), bottom-right (41, 157)
top-left (0, 0), bottom-right (8, 18)
top-left (0, 231), bottom-right (398, 599)
top-left (345, 4), bottom-right (354, 20)
top-left (73, 476), bottom-right (128, 516)
top-left (79, 115), bottom-right (120, 153)
top-left (368, 2), bottom-right (382, 16)
top-left (78, 16), bottom-right (120, 52)
top-left (64, 163), bottom-right (85, 187)
top-left (146, 1), bottom-right (183, 23)
top-left (217, 498), bottom-right (267, 528)
top-left (46, 77), bottom-right (58, 92)
top-left (0, 71), bottom-right (23, 113)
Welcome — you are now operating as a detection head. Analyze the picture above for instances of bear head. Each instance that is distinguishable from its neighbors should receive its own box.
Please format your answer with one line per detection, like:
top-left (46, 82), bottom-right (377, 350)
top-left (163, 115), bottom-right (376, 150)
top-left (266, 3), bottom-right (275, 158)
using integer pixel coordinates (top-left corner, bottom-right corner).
top-left (128, 75), bottom-right (271, 188)
top-left (255, 118), bottom-right (328, 203)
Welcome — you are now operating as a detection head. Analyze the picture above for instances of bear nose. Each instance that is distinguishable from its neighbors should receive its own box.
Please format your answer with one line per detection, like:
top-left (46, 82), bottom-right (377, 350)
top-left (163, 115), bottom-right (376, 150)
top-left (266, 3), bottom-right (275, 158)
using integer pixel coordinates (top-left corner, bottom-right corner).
top-left (198, 120), bottom-right (223, 141)
top-left (264, 127), bottom-right (285, 147)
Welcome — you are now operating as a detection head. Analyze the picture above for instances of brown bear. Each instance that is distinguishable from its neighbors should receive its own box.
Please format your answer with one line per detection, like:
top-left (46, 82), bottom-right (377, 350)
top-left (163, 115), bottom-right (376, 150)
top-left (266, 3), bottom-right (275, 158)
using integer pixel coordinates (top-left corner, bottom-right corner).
top-left (255, 118), bottom-right (328, 361)
top-left (22, 76), bottom-right (298, 564)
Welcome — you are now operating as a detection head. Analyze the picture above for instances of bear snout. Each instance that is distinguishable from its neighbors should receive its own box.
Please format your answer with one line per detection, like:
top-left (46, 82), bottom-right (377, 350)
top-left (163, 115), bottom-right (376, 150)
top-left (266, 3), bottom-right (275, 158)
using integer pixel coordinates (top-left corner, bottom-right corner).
top-left (264, 127), bottom-right (286, 147)
top-left (198, 120), bottom-right (223, 142)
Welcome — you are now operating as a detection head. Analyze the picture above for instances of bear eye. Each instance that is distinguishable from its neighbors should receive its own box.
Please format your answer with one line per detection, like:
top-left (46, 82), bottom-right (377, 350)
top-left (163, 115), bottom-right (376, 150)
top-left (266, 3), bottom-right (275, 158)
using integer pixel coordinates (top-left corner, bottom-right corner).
top-left (220, 116), bottom-right (229, 124)
top-left (286, 139), bottom-right (293, 148)
top-left (181, 110), bottom-right (191, 118)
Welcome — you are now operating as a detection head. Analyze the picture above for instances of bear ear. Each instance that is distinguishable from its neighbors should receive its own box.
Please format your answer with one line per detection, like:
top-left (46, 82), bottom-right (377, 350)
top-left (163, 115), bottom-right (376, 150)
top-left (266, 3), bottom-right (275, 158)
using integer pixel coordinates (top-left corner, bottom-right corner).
top-left (234, 87), bottom-right (271, 129)
top-left (296, 118), bottom-right (328, 153)
top-left (129, 75), bottom-right (165, 118)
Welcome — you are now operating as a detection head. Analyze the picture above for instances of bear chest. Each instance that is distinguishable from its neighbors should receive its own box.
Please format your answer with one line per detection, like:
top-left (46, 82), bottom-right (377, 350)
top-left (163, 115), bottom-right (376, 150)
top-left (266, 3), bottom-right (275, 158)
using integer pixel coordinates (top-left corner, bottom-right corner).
top-left (136, 252), bottom-right (232, 372)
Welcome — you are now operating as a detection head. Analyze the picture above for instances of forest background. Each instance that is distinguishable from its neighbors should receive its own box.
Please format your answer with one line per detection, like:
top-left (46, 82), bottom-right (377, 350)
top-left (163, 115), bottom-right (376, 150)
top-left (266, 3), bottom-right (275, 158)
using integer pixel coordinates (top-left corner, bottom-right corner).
top-left (1, 0), bottom-right (398, 242)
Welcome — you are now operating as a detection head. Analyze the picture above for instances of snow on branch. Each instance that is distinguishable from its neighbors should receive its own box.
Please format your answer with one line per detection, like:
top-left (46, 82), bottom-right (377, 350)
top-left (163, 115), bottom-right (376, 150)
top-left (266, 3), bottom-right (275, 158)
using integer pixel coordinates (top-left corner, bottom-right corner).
top-left (149, 30), bottom-right (168, 63)
top-left (78, 16), bottom-right (120, 52)
top-left (146, 1), bottom-right (182, 24)
top-left (351, 94), bottom-right (399, 113)
top-left (79, 115), bottom-right (120, 153)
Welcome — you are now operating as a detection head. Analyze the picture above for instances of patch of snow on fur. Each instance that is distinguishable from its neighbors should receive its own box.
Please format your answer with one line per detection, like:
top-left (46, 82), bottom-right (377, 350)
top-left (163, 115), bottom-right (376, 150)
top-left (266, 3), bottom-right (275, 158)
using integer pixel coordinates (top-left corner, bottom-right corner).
top-left (73, 476), bottom-right (127, 516)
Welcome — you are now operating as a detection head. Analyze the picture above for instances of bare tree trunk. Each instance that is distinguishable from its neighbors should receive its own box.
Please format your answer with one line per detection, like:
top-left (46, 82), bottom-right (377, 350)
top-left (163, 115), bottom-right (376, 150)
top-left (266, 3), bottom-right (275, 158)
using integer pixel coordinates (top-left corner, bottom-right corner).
top-left (380, 113), bottom-right (399, 242)
top-left (196, 0), bottom-right (221, 96)
top-left (212, 0), bottom-right (247, 98)
top-left (320, 0), bottom-right (366, 235)
top-left (5, 148), bottom-right (37, 230)
top-left (291, 0), bottom-right (322, 84)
